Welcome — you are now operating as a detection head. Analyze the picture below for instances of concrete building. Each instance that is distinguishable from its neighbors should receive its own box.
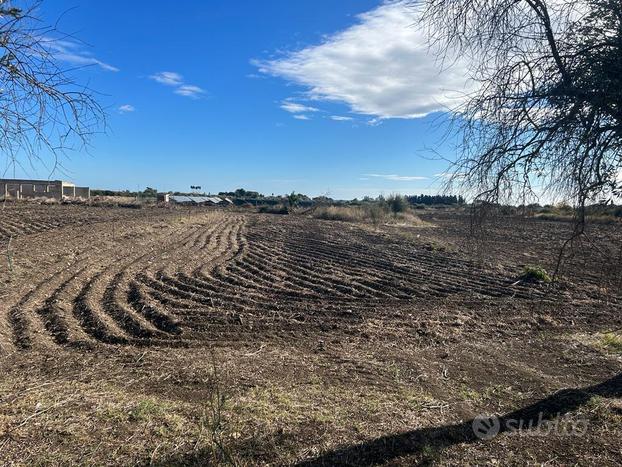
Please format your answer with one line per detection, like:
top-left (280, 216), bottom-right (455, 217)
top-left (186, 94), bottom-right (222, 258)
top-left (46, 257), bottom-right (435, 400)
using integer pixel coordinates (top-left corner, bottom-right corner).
top-left (0, 179), bottom-right (90, 200)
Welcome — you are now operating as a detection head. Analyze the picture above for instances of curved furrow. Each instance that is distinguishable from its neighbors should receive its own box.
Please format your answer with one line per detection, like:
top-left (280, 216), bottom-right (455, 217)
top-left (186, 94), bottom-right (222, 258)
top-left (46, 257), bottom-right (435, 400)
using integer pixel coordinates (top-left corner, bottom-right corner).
top-left (102, 271), bottom-right (169, 339)
top-left (145, 271), bottom-right (278, 313)
top-left (73, 274), bottom-right (130, 345)
top-left (248, 240), bottom-right (394, 298)
top-left (35, 267), bottom-right (93, 346)
top-left (251, 240), bottom-right (414, 298)
top-left (127, 281), bottom-right (182, 334)
top-left (283, 237), bottom-right (516, 298)
top-left (238, 248), bottom-right (353, 297)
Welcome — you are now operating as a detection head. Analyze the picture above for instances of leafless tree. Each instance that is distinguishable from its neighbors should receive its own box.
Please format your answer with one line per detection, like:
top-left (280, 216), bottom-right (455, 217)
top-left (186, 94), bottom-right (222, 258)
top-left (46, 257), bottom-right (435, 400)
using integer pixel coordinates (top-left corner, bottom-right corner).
top-left (421, 0), bottom-right (621, 212)
top-left (0, 1), bottom-right (103, 176)
top-left (420, 0), bottom-right (622, 283)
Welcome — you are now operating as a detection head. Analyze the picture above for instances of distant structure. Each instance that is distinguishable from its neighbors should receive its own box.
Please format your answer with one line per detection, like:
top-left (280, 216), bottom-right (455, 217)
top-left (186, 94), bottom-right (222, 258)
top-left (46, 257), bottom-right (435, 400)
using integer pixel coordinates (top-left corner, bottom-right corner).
top-left (0, 179), bottom-right (90, 200)
top-left (168, 195), bottom-right (225, 206)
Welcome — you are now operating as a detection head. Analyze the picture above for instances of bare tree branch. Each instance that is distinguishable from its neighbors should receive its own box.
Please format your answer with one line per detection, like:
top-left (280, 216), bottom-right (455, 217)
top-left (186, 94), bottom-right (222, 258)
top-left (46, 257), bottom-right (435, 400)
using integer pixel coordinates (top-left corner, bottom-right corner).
top-left (0, 0), bottom-right (104, 177)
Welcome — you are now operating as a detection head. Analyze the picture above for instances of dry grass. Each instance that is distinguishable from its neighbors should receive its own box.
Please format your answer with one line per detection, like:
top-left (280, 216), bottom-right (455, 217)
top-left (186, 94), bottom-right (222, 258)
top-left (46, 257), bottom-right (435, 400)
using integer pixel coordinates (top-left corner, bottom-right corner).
top-left (312, 205), bottom-right (428, 227)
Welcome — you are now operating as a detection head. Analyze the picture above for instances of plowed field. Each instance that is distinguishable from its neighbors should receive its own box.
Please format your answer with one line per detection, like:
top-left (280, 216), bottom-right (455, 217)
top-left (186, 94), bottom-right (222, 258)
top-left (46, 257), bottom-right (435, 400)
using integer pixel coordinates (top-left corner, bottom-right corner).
top-left (0, 204), bottom-right (621, 465)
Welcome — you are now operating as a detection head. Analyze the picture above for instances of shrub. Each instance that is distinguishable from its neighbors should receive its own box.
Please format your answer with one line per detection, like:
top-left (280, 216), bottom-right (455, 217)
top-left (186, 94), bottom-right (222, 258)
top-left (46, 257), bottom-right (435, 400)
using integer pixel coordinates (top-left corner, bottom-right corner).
top-left (385, 194), bottom-right (408, 214)
top-left (521, 265), bottom-right (552, 283)
top-left (258, 204), bottom-right (289, 215)
top-left (365, 204), bottom-right (387, 226)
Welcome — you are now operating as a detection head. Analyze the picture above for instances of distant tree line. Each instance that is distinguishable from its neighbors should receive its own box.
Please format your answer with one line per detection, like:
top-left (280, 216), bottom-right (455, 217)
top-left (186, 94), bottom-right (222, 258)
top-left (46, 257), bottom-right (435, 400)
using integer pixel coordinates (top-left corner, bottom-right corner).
top-left (91, 187), bottom-right (158, 197)
top-left (92, 186), bottom-right (465, 207)
top-left (406, 194), bottom-right (465, 206)
top-left (218, 188), bottom-right (264, 199)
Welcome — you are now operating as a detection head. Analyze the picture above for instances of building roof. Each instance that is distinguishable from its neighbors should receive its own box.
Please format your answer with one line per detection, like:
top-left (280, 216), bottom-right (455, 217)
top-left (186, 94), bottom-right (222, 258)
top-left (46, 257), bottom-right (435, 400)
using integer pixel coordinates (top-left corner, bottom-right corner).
top-left (169, 195), bottom-right (224, 204)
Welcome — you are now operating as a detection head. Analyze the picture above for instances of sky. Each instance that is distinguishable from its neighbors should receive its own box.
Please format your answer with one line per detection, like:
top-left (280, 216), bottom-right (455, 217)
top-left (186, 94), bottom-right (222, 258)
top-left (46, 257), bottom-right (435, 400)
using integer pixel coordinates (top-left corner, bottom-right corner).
top-left (7, 0), bottom-right (472, 199)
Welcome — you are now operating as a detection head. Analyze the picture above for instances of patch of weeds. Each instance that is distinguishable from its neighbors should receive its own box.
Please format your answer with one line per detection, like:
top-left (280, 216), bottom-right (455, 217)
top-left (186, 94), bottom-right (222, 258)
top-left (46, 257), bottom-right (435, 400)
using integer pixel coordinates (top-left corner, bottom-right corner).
top-left (601, 333), bottom-right (622, 353)
top-left (129, 399), bottom-right (166, 422)
top-left (583, 395), bottom-right (622, 424)
top-left (197, 353), bottom-right (241, 466)
top-left (459, 385), bottom-right (482, 402)
top-left (521, 265), bottom-right (552, 283)
top-left (97, 404), bottom-right (128, 423)
top-left (425, 241), bottom-right (448, 252)
top-left (420, 443), bottom-right (441, 463)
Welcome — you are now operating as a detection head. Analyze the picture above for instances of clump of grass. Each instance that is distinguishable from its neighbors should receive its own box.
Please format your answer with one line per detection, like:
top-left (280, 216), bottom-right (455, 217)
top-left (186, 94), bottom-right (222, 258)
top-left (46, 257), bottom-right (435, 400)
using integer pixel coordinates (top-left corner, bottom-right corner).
top-left (313, 204), bottom-right (425, 227)
top-left (198, 351), bottom-right (240, 466)
top-left (313, 205), bottom-right (365, 222)
top-left (601, 333), bottom-right (622, 353)
top-left (521, 265), bottom-right (552, 283)
top-left (128, 399), bottom-right (166, 422)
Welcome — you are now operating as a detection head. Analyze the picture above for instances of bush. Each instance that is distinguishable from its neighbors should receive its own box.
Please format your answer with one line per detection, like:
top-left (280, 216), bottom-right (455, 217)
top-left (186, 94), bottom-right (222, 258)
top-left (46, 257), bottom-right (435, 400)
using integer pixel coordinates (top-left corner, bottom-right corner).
top-left (385, 194), bottom-right (408, 214)
top-left (258, 204), bottom-right (289, 215)
top-left (521, 265), bottom-right (552, 283)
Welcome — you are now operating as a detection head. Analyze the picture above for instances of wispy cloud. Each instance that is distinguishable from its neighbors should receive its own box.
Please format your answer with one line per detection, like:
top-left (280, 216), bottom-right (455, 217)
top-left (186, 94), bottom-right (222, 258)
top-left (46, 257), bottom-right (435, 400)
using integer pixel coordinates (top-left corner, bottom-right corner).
top-left (174, 85), bottom-right (206, 99)
top-left (435, 172), bottom-right (467, 179)
top-left (118, 104), bottom-right (135, 114)
top-left (280, 101), bottom-right (319, 114)
top-left (150, 71), bottom-right (206, 98)
top-left (330, 115), bottom-right (353, 121)
top-left (364, 173), bottom-right (428, 181)
top-left (293, 114), bottom-right (310, 120)
top-left (46, 38), bottom-right (119, 72)
top-left (150, 71), bottom-right (184, 86)
top-left (255, 0), bottom-right (470, 119)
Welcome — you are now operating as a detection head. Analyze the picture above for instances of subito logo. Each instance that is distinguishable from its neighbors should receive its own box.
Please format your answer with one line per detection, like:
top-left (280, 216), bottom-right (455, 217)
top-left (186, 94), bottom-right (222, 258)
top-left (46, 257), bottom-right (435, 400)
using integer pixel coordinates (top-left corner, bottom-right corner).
top-left (472, 414), bottom-right (501, 440)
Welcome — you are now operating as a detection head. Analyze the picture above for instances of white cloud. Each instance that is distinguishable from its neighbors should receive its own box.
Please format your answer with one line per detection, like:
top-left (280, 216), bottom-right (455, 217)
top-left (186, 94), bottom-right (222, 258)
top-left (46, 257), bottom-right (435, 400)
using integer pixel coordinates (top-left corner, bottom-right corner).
top-left (293, 114), bottom-right (310, 120)
top-left (364, 173), bottom-right (428, 181)
top-left (330, 115), bottom-right (353, 121)
top-left (255, 0), bottom-right (471, 119)
top-left (150, 71), bottom-right (184, 86)
top-left (174, 85), bottom-right (206, 99)
top-left (46, 39), bottom-right (119, 72)
top-left (150, 72), bottom-right (206, 99)
top-left (118, 104), bottom-right (135, 114)
top-left (435, 172), bottom-right (467, 179)
top-left (280, 101), bottom-right (319, 114)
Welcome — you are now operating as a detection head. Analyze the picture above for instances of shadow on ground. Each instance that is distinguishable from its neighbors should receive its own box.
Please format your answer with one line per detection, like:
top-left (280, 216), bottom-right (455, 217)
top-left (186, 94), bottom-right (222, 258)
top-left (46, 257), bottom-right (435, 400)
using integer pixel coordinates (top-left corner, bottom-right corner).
top-left (155, 373), bottom-right (622, 466)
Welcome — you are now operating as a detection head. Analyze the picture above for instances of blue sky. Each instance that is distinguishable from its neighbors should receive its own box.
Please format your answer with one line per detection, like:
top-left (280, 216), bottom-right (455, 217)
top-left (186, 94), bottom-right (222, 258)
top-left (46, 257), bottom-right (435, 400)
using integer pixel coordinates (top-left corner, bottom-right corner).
top-left (9, 0), bottom-right (470, 199)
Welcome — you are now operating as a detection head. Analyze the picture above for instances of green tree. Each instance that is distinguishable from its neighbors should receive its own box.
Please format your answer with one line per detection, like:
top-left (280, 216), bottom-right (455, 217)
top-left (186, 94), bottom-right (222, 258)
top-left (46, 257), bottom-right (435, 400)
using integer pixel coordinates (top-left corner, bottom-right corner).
top-left (287, 191), bottom-right (301, 208)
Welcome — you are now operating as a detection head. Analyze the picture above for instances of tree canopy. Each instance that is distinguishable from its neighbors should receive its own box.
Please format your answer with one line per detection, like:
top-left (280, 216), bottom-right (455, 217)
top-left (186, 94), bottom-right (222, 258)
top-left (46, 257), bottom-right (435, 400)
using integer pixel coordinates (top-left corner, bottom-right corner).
top-left (422, 0), bottom-right (622, 213)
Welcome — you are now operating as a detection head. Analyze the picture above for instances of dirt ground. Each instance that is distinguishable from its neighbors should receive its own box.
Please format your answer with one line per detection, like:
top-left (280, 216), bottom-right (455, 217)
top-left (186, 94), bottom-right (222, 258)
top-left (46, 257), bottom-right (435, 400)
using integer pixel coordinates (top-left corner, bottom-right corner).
top-left (0, 203), bottom-right (621, 466)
